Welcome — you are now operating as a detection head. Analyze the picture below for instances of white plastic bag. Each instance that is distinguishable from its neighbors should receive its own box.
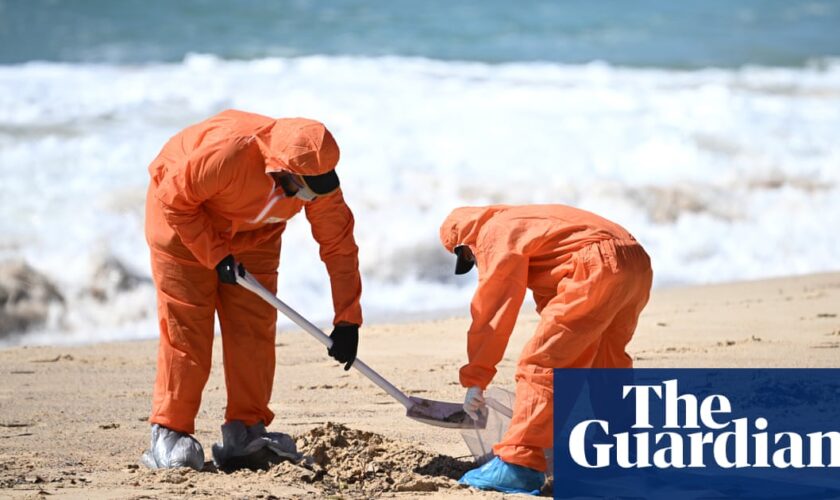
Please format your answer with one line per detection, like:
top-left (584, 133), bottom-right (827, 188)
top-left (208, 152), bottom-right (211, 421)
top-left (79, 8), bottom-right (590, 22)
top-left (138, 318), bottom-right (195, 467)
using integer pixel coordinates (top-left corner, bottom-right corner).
top-left (460, 387), bottom-right (553, 477)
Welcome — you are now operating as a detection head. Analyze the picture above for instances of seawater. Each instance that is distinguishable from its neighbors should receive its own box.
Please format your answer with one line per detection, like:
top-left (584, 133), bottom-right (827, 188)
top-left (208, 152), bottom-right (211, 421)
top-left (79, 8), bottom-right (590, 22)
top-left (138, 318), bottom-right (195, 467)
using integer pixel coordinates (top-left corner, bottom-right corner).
top-left (1, 2), bottom-right (838, 345)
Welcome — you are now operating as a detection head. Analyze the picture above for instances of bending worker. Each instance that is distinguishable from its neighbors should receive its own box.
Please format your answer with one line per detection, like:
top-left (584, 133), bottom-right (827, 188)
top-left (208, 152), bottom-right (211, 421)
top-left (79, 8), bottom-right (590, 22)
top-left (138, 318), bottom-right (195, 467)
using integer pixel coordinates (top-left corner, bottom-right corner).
top-left (440, 204), bottom-right (653, 494)
top-left (142, 109), bottom-right (362, 471)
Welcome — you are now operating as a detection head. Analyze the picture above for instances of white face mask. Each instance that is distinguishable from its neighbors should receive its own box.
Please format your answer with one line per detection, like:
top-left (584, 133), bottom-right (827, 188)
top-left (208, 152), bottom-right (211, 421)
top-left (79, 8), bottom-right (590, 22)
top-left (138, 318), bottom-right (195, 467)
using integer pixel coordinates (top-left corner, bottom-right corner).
top-left (278, 172), bottom-right (318, 202)
top-left (293, 184), bottom-right (318, 201)
top-left (251, 174), bottom-right (319, 223)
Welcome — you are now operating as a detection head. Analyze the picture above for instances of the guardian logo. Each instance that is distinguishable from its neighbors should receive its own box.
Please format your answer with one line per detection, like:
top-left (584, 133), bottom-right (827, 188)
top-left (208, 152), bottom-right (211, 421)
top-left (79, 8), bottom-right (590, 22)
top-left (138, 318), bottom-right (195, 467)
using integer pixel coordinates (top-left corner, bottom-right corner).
top-left (553, 369), bottom-right (840, 498)
top-left (568, 379), bottom-right (839, 469)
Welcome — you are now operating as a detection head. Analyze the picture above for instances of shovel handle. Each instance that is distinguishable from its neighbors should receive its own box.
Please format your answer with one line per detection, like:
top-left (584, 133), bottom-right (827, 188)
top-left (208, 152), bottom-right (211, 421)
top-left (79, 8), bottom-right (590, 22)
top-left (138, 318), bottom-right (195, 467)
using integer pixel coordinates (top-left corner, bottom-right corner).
top-left (237, 270), bottom-right (414, 410)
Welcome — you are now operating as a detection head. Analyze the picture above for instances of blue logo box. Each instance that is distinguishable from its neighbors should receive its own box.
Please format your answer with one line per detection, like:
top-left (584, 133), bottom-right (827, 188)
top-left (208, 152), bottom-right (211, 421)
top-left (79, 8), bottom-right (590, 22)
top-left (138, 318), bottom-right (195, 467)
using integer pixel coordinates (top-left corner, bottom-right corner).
top-left (553, 369), bottom-right (840, 499)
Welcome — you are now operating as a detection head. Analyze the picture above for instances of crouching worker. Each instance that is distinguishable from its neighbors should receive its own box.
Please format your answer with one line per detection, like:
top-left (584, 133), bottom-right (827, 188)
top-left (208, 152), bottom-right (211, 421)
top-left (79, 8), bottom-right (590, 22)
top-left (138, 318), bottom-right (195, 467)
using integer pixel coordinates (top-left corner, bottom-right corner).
top-left (142, 109), bottom-right (363, 471)
top-left (440, 205), bottom-right (653, 494)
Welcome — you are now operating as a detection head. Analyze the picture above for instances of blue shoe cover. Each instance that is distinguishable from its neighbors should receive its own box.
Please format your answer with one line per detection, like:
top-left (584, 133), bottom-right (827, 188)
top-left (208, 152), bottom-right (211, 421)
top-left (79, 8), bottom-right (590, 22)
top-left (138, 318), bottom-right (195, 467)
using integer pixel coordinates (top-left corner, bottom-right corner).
top-left (459, 456), bottom-right (544, 495)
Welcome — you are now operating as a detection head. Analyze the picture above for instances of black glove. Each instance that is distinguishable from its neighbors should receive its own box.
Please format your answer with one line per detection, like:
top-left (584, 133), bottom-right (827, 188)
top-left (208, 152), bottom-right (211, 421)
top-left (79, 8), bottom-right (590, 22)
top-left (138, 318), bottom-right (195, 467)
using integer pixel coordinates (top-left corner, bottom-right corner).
top-left (328, 324), bottom-right (359, 371)
top-left (216, 254), bottom-right (245, 284)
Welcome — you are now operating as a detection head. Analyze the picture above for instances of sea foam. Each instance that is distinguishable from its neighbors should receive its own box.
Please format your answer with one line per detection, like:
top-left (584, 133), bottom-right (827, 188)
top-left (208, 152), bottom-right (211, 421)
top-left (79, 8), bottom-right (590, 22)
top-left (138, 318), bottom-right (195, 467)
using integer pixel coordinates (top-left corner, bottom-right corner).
top-left (1, 55), bottom-right (838, 345)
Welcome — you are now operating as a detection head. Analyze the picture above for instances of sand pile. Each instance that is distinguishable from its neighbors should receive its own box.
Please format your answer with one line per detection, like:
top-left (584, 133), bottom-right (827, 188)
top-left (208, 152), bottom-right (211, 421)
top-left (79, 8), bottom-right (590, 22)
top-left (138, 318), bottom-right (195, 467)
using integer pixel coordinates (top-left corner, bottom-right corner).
top-left (269, 422), bottom-right (476, 495)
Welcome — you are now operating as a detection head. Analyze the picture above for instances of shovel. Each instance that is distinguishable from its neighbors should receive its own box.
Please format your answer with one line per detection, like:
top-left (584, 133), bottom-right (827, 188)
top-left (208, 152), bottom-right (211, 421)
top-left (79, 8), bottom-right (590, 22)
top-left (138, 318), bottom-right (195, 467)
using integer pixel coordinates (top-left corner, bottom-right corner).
top-left (237, 269), bottom-right (487, 430)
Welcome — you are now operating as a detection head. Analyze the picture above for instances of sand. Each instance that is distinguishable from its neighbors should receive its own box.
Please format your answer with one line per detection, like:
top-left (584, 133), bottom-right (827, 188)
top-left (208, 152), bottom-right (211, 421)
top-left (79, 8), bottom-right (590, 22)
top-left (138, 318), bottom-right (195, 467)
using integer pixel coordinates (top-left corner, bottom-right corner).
top-left (1, 272), bottom-right (839, 498)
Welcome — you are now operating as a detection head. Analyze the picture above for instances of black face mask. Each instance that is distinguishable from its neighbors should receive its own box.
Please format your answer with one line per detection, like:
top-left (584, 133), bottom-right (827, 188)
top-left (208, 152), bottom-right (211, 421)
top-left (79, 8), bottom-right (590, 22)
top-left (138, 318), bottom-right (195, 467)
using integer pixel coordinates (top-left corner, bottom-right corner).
top-left (454, 245), bottom-right (476, 275)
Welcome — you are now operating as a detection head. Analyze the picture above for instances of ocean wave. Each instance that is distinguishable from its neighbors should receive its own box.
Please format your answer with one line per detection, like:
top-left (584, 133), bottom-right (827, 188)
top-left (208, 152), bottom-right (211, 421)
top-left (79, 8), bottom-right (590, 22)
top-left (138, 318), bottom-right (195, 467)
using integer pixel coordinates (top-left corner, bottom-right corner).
top-left (1, 55), bottom-right (838, 345)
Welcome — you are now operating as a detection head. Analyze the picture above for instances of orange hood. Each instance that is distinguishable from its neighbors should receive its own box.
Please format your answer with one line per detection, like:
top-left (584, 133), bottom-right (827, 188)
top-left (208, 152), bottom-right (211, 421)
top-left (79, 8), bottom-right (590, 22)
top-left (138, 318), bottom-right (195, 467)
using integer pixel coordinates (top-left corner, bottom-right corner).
top-left (439, 205), bottom-right (510, 253)
top-left (255, 118), bottom-right (340, 175)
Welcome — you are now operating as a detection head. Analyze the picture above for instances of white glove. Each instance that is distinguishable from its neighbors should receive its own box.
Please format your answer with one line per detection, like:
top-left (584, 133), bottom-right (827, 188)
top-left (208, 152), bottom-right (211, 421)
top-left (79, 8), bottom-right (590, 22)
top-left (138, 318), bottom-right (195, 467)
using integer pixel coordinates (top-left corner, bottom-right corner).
top-left (463, 386), bottom-right (485, 420)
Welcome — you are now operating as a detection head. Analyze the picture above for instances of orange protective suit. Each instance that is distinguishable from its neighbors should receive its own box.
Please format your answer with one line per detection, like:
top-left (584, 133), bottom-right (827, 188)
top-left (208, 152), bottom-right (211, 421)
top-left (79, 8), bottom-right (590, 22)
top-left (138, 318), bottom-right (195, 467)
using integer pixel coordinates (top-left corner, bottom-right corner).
top-left (145, 109), bottom-right (362, 435)
top-left (439, 204), bottom-right (653, 472)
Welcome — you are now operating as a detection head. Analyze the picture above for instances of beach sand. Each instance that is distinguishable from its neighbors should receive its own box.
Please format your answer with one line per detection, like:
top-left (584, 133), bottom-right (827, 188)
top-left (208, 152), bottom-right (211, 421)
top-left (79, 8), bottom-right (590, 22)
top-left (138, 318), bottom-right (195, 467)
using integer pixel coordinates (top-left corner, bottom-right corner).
top-left (1, 272), bottom-right (838, 498)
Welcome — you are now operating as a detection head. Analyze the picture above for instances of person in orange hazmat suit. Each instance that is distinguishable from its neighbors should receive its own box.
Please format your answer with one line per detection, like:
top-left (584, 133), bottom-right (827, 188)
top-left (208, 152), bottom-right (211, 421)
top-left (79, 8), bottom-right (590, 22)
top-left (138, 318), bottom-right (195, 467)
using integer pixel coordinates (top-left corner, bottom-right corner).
top-left (440, 204), bottom-right (653, 494)
top-left (141, 109), bottom-right (363, 471)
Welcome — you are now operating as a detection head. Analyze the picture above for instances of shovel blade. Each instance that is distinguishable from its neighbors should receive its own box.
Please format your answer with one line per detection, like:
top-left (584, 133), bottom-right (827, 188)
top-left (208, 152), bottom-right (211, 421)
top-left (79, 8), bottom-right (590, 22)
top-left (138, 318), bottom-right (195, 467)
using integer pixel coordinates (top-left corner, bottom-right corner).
top-left (405, 396), bottom-right (488, 429)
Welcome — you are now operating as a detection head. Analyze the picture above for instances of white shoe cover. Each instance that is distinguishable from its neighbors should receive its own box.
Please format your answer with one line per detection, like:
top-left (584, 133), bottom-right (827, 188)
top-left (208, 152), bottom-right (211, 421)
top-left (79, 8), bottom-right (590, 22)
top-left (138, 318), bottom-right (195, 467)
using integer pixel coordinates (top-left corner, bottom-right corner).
top-left (140, 424), bottom-right (205, 471)
top-left (212, 421), bottom-right (299, 471)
